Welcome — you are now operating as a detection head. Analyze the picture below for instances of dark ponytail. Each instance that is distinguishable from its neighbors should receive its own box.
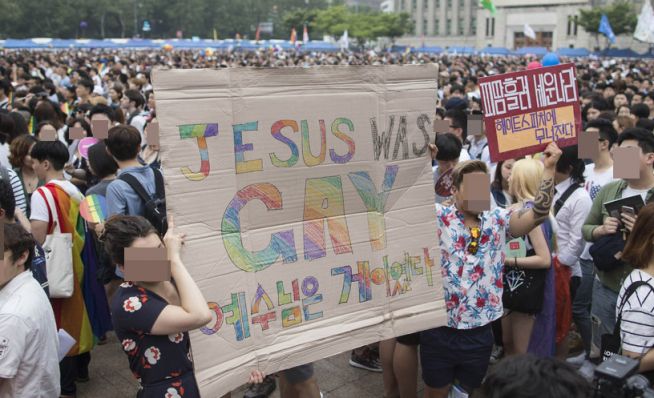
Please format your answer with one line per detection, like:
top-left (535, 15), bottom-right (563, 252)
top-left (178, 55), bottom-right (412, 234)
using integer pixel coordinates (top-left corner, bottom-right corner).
top-left (102, 215), bottom-right (158, 266)
top-left (555, 145), bottom-right (586, 185)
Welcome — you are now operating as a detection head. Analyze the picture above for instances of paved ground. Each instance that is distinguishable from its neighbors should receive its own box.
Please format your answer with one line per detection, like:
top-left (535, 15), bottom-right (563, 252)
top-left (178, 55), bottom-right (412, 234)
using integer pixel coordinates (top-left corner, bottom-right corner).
top-left (78, 332), bottom-right (423, 398)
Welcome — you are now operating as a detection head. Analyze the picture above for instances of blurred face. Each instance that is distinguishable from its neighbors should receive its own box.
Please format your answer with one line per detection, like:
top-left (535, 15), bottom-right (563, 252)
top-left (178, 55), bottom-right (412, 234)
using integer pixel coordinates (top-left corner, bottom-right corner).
top-left (632, 94), bottom-right (643, 105)
top-left (501, 159), bottom-right (515, 184)
top-left (444, 116), bottom-right (463, 141)
top-left (603, 87), bottom-right (615, 99)
top-left (618, 106), bottom-right (631, 117)
top-left (645, 96), bottom-right (654, 111)
top-left (615, 139), bottom-right (654, 178)
top-left (437, 159), bottom-right (458, 173)
top-left (587, 107), bottom-right (601, 121)
top-left (109, 89), bottom-right (119, 101)
top-left (614, 94), bottom-right (628, 109)
top-left (23, 143), bottom-right (35, 168)
top-left (117, 233), bottom-right (164, 271)
top-left (584, 127), bottom-right (607, 158)
top-left (147, 94), bottom-right (155, 111)
top-left (452, 171), bottom-right (488, 216)
top-left (76, 85), bottom-right (89, 98)
top-left (120, 96), bottom-right (130, 109)
top-left (31, 157), bottom-right (48, 180)
top-left (0, 249), bottom-right (28, 289)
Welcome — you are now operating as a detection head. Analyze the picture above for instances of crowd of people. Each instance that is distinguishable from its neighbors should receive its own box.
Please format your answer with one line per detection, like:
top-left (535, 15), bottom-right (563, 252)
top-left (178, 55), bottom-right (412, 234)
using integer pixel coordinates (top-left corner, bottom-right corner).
top-left (0, 47), bottom-right (654, 398)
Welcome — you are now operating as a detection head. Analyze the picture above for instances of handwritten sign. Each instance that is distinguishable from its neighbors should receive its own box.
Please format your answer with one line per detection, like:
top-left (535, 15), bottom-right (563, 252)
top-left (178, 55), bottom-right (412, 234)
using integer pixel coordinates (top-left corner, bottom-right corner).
top-left (152, 65), bottom-right (445, 397)
top-left (479, 63), bottom-right (581, 162)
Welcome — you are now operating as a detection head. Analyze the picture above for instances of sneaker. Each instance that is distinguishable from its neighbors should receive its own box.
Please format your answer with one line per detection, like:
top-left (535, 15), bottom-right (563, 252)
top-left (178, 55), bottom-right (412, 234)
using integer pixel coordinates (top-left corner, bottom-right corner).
top-left (566, 351), bottom-right (587, 368)
top-left (349, 348), bottom-right (382, 372)
top-left (243, 375), bottom-right (276, 398)
top-left (489, 345), bottom-right (504, 364)
top-left (578, 360), bottom-right (596, 382)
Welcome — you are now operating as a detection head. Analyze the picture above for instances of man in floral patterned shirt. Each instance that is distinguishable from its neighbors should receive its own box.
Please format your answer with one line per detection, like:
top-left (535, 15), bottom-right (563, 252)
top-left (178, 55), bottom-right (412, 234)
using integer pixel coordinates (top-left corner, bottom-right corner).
top-left (421, 142), bottom-right (562, 398)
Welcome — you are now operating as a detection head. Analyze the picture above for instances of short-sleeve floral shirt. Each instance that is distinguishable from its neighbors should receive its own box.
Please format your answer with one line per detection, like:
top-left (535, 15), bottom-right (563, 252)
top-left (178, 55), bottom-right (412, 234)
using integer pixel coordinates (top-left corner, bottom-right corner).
top-left (435, 203), bottom-right (513, 330)
top-left (111, 282), bottom-right (199, 398)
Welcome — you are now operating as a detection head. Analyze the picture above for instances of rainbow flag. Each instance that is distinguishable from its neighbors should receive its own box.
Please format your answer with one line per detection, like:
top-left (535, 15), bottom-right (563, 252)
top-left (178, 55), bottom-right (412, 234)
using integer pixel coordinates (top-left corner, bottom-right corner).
top-left (80, 195), bottom-right (107, 224)
top-left (28, 115), bottom-right (35, 135)
top-left (60, 101), bottom-right (70, 116)
top-left (97, 62), bottom-right (107, 77)
top-left (41, 183), bottom-right (94, 355)
top-left (290, 28), bottom-right (297, 44)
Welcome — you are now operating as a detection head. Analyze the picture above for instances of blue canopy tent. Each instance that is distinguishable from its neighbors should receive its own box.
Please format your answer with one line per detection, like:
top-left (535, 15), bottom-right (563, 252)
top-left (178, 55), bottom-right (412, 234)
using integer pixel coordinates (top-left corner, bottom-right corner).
top-left (413, 46), bottom-right (443, 54)
top-left (479, 47), bottom-right (511, 56)
top-left (514, 46), bottom-right (548, 56)
top-left (447, 46), bottom-right (476, 55)
top-left (301, 41), bottom-right (339, 52)
top-left (4, 39), bottom-right (54, 49)
top-left (594, 48), bottom-right (643, 58)
top-left (556, 47), bottom-right (590, 57)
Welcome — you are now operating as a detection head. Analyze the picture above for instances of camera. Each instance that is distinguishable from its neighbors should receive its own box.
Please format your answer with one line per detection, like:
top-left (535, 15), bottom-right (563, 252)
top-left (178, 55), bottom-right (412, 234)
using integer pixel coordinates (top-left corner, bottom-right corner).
top-left (594, 354), bottom-right (654, 398)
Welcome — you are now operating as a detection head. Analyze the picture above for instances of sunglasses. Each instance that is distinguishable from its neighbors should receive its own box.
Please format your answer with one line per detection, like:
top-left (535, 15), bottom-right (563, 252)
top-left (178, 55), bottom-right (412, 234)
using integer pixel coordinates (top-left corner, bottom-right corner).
top-left (467, 227), bottom-right (481, 255)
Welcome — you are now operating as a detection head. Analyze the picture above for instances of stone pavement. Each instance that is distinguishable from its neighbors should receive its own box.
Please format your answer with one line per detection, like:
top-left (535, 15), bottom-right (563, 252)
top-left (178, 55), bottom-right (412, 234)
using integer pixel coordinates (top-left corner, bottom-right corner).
top-left (78, 332), bottom-right (425, 398)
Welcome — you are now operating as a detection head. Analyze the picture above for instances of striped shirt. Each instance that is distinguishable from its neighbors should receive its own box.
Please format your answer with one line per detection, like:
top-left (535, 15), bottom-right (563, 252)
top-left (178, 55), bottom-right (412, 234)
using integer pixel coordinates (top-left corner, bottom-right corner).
top-left (618, 269), bottom-right (654, 355)
top-left (1, 167), bottom-right (26, 213)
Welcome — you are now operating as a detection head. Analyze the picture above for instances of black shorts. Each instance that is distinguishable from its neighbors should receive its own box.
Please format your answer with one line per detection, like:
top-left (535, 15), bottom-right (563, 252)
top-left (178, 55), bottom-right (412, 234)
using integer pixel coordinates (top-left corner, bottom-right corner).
top-left (282, 363), bottom-right (314, 384)
top-left (396, 332), bottom-right (420, 346)
top-left (420, 325), bottom-right (493, 390)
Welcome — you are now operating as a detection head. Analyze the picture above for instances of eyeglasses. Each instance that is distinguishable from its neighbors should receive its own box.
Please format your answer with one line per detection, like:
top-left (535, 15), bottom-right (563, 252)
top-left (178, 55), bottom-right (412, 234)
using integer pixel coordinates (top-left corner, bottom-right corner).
top-left (468, 227), bottom-right (481, 255)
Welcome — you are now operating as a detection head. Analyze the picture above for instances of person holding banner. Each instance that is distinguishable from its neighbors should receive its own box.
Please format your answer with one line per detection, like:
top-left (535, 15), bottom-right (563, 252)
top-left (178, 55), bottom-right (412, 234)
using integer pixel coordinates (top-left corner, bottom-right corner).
top-left (101, 214), bottom-right (266, 398)
top-left (422, 142), bottom-right (562, 398)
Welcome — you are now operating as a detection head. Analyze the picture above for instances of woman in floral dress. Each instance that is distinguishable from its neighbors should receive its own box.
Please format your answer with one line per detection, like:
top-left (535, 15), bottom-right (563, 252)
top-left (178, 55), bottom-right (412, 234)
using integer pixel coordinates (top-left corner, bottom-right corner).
top-left (102, 215), bottom-right (264, 397)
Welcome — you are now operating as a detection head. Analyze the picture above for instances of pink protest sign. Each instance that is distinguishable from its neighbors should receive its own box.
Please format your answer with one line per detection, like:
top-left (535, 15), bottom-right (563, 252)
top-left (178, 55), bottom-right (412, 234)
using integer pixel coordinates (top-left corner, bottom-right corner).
top-left (479, 63), bottom-right (582, 162)
top-left (78, 137), bottom-right (100, 159)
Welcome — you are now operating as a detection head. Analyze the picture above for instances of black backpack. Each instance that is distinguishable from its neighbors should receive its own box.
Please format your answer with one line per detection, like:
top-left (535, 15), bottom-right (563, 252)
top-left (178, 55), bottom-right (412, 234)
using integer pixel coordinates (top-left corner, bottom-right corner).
top-left (119, 168), bottom-right (168, 235)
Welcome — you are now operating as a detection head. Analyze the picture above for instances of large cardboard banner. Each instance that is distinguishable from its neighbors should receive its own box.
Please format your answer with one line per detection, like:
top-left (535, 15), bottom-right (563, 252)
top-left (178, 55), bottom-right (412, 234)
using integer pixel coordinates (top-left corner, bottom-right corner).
top-left (152, 65), bottom-right (445, 397)
top-left (479, 63), bottom-right (581, 162)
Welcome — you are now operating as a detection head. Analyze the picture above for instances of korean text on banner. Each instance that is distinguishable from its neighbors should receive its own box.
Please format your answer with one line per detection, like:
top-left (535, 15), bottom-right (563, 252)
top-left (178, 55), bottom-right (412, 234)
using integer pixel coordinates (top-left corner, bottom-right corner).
top-left (152, 65), bottom-right (446, 397)
top-left (479, 63), bottom-right (581, 162)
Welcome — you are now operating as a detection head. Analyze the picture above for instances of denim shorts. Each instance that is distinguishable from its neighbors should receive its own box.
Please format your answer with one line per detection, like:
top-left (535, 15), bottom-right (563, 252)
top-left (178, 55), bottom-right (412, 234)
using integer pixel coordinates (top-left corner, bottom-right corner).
top-left (420, 324), bottom-right (493, 389)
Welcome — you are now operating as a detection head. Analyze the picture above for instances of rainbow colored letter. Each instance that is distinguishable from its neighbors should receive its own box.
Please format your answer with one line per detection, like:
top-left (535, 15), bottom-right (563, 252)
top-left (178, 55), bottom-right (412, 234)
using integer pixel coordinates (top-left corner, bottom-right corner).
top-left (178, 123), bottom-right (218, 181)
top-left (303, 176), bottom-right (353, 261)
top-left (222, 183), bottom-right (298, 272)
top-left (348, 165), bottom-right (399, 251)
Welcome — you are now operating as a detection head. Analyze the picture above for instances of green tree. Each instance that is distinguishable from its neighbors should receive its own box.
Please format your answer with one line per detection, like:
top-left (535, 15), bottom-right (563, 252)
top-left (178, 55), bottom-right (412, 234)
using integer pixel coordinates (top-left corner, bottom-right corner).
top-left (281, 9), bottom-right (321, 39)
top-left (578, 0), bottom-right (638, 39)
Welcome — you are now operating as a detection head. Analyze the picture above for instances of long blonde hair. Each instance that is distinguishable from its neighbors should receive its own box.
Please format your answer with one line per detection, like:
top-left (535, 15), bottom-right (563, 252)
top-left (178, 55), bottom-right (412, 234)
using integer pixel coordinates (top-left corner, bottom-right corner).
top-left (509, 158), bottom-right (544, 202)
top-left (509, 158), bottom-right (558, 251)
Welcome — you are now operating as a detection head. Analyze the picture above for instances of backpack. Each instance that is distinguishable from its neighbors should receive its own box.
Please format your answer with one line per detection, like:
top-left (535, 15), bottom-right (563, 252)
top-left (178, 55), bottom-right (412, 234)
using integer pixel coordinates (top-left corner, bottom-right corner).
top-left (601, 280), bottom-right (654, 362)
top-left (553, 183), bottom-right (581, 216)
top-left (118, 168), bottom-right (168, 235)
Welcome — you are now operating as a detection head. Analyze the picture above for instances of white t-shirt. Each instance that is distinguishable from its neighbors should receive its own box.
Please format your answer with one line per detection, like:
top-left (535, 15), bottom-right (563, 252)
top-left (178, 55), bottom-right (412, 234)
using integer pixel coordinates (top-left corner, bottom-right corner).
top-left (0, 272), bottom-right (60, 397)
top-left (622, 186), bottom-right (650, 201)
top-left (583, 164), bottom-right (614, 201)
top-left (0, 143), bottom-right (9, 169)
top-left (618, 269), bottom-right (654, 355)
top-left (30, 180), bottom-right (84, 223)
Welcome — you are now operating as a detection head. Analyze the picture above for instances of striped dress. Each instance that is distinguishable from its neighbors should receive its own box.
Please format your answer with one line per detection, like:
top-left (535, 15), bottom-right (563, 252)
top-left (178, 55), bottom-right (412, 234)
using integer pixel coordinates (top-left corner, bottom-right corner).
top-left (34, 182), bottom-right (94, 356)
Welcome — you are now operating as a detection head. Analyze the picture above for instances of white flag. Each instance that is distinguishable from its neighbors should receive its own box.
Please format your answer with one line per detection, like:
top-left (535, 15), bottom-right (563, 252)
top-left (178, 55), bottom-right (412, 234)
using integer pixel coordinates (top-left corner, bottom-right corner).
top-left (340, 30), bottom-right (349, 50)
top-left (523, 24), bottom-right (536, 40)
top-left (634, 0), bottom-right (654, 43)
top-left (303, 25), bottom-right (310, 43)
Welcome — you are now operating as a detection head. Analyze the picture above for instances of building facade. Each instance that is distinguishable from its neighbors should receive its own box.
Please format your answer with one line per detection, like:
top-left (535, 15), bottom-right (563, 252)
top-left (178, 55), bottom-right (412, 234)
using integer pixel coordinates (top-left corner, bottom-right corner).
top-left (394, 0), bottom-right (649, 51)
